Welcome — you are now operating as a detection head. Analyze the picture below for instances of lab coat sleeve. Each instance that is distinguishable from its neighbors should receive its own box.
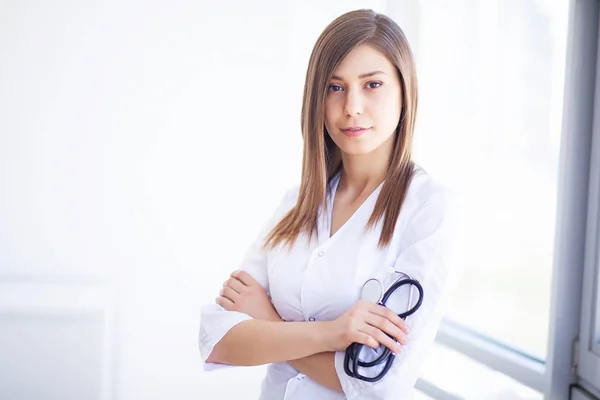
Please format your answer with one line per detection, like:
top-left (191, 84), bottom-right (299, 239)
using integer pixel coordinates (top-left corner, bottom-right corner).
top-left (199, 185), bottom-right (299, 372)
top-left (333, 188), bottom-right (464, 399)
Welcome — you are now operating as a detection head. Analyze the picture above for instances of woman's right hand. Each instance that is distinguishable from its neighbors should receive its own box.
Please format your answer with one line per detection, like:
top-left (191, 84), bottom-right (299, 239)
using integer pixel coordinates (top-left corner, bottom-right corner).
top-left (323, 300), bottom-right (410, 354)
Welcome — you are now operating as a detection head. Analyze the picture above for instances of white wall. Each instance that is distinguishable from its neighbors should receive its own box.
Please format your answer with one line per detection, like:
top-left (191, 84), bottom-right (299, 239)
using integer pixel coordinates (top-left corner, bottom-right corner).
top-left (0, 1), bottom-right (388, 399)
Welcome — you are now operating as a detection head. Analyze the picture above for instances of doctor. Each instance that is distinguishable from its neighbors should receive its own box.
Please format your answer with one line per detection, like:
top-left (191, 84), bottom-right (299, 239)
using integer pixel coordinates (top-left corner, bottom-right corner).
top-left (199, 9), bottom-right (462, 400)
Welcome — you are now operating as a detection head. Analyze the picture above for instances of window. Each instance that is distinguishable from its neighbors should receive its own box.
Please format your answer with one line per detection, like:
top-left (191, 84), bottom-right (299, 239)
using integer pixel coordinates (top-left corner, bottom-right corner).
top-left (417, 343), bottom-right (543, 399)
top-left (578, 45), bottom-right (600, 394)
top-left (406, 0), bottom-right (569, 360)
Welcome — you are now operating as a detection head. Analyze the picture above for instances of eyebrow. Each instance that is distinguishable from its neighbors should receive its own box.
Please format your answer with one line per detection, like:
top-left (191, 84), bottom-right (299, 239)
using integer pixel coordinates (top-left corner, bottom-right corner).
top-left (331, 70), bottom-right (388, 81)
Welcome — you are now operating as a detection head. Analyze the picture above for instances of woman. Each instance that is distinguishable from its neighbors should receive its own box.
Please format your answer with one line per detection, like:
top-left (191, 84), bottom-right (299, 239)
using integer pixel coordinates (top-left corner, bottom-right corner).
top-left (199, 9), bottom-right (462, 400)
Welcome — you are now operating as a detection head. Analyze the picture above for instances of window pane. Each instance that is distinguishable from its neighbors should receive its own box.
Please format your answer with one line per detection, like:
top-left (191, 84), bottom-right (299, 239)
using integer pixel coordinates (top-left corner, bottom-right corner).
top-left (411, 0), bottom-right (569, 358)
top-left (419, 343), bottom-right (543, 399)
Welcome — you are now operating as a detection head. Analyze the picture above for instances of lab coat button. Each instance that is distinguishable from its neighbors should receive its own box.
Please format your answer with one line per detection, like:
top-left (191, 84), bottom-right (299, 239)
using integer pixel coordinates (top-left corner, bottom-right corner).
top-left (308, 317), bottom-right (315, 322)
top-left (317, 250), bottom-right (324, 257)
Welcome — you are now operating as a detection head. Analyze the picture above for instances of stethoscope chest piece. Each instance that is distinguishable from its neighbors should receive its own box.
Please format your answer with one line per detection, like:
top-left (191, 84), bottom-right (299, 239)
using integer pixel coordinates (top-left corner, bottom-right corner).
top-left (360, 278), bottom-right (383, 304)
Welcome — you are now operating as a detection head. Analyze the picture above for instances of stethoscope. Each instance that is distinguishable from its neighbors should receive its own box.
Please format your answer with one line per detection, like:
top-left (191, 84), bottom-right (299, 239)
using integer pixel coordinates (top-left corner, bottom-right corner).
top-left (343, 269), bottom-right (424, 382)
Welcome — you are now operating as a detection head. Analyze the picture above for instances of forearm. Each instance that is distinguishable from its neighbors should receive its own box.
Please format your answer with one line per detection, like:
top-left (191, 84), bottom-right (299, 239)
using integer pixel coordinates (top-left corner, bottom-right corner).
top-left (206, 319), bottom-right (330, 366)
top-left (288, 352), bottom-right (343, 393)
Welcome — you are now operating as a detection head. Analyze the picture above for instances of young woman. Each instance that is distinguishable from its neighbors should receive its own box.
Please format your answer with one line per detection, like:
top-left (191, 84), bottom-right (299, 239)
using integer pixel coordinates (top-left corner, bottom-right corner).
top-left (199, 9), bottom-right (462, 400)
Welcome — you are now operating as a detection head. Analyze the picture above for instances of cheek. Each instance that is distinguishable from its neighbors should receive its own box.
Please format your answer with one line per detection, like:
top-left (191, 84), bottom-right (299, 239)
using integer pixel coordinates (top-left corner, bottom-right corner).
top-left (324, 101), bottom-right (339, 130)
top-left (373, 93), bottom-right (401, 130)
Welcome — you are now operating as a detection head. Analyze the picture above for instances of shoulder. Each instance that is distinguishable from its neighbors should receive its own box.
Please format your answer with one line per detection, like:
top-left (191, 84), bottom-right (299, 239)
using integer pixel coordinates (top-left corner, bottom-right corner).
top-left (283, 184), bottom-right (301, 201)
top-left (393, 167), bottom-right (464, 256)
top-left (404, 166), bottom-right (457, 212)
top-left (280, 184), bottom-right (301, 206)
top-left (269, 184), bottom-right (301, 217)
top-left (394, 167), bottom-right (463, 240)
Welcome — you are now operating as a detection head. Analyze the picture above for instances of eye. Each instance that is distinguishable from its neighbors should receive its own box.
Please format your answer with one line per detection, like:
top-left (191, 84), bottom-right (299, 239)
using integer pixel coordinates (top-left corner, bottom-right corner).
top-left (367, 81), bottom-right (383, 89)
top-left (328, 84), bottom-right (344, 92)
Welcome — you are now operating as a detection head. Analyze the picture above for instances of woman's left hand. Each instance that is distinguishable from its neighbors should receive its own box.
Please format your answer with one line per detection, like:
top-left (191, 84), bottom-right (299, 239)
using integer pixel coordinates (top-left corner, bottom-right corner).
top-left (216, 270), bottom-right (283, 322)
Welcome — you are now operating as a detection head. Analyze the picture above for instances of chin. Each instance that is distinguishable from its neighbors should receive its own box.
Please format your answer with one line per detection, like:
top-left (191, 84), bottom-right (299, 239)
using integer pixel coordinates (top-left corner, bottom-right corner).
top-left (338, 143), bottom-right (378, 156)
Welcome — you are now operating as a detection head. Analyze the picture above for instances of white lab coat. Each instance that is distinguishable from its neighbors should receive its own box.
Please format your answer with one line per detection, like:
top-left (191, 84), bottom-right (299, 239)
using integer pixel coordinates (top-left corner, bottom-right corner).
top-left (199, 167), bottom-right (463, 400)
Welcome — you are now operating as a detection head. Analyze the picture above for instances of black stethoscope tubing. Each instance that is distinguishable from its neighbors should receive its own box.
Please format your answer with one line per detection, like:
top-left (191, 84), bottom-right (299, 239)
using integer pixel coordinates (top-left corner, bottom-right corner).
top-left (343, 277), bottom-right (424, 382)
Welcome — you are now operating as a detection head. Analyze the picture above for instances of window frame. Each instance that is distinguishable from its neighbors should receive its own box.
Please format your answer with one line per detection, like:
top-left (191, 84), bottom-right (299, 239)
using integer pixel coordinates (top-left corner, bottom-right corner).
top-left (578, 0), bottom-right (600, 389)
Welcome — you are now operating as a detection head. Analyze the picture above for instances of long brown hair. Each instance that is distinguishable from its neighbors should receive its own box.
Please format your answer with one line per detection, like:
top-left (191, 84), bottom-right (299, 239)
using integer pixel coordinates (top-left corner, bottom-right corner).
top-left (264, 9), bottom-right (418, 250)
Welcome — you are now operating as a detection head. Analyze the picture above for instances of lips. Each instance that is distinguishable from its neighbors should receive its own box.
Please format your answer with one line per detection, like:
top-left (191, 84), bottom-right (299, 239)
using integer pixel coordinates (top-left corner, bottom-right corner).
top-left (341, 127), bottom-right (371, 137)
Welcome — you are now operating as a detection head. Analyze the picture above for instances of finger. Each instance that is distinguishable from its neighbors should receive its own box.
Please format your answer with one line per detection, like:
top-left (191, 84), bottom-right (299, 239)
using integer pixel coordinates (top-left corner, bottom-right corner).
top-left (231, 270), bottom-right (256, 286)
top-left (224, 277), bottom-right (245, 294)
top-left (368, 304), bottom-right (410, 334)
top-left (215, 296), bottom-right (235, 311)
top-left (360, 324), bottom-right (403, 354)
top-left (365, 314), bottom-right (407, 345)
top-left (352, 331), bottom-right (380, 350)
top-left (220, 286), bottom-right (240, 303)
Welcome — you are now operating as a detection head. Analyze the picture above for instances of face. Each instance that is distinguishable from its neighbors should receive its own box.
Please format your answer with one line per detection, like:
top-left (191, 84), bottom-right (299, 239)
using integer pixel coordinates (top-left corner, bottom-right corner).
top-left (324, 44), bottom-right (402, 156)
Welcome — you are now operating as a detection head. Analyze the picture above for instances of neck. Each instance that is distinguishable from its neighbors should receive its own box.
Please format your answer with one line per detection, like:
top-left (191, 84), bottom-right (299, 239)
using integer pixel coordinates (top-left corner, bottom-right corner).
top-left (337, 136), bottom-right (394, 195)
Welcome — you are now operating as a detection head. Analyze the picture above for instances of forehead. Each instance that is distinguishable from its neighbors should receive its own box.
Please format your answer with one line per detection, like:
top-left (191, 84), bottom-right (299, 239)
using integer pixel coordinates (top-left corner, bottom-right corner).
top-left (332, 44), bottom-right (395, 78)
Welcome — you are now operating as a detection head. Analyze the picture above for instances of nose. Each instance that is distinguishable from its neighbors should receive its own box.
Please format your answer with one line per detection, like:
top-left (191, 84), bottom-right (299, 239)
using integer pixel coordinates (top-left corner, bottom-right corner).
top-left (343, 89), bottom-right (364, 117)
